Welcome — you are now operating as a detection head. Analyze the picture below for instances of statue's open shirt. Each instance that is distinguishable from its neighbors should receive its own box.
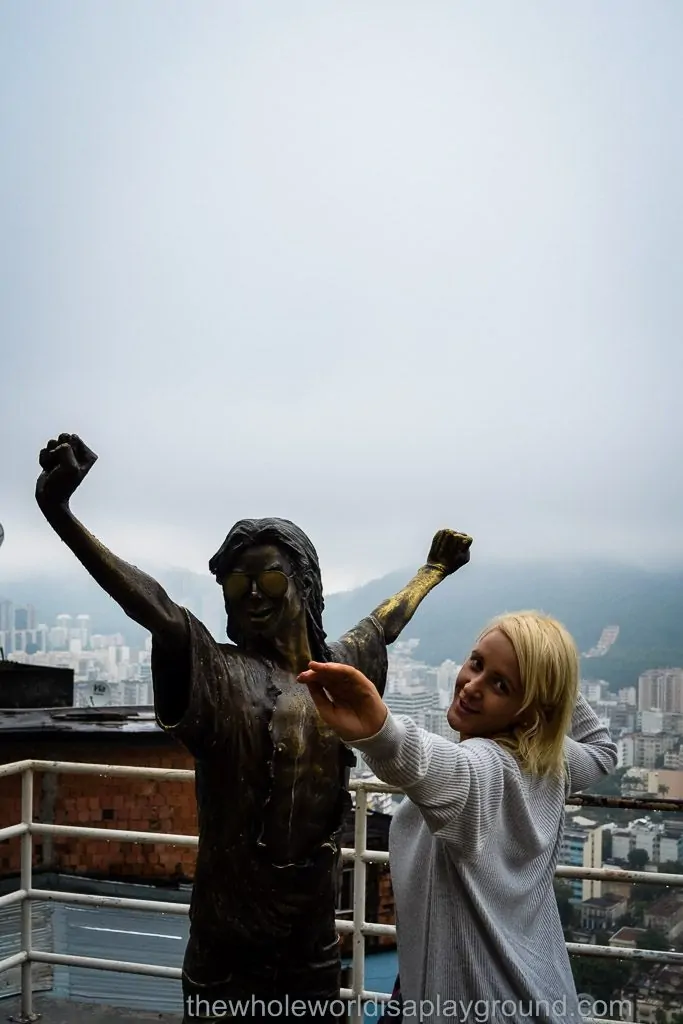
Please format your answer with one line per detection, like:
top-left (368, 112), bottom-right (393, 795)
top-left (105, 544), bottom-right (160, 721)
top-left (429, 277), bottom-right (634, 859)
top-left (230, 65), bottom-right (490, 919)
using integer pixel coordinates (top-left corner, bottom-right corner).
top-left (151, 610), bottom-right (388, 986)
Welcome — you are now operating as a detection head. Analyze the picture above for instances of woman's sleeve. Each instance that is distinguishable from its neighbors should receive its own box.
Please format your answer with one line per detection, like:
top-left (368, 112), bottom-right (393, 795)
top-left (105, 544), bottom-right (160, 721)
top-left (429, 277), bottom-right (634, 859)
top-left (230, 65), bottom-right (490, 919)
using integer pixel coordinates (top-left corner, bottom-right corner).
top-left (564, 693), bottom-right (618, 795)
top-left (353, 712), bottom-right (506, 856)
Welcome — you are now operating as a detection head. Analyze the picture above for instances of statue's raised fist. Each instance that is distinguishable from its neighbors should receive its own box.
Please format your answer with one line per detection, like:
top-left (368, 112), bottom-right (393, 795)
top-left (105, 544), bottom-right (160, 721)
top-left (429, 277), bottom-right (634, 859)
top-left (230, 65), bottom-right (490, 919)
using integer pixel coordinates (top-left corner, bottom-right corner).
top-left (426, 528), bottom-right (472, 577)
top-left (36, 433), bottom-right (98, 507)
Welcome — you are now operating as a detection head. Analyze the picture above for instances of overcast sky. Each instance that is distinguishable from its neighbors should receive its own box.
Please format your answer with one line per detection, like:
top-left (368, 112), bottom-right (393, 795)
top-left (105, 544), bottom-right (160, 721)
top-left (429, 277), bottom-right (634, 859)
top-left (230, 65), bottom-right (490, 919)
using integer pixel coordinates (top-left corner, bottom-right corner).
top-left (1, 1), bottom-right (682, 592)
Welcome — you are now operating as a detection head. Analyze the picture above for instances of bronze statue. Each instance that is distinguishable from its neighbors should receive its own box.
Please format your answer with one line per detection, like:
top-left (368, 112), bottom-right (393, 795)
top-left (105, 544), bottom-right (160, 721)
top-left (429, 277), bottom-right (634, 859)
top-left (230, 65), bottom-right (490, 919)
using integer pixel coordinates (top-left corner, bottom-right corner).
top-left (36, 433), bottom-right (472, 1023)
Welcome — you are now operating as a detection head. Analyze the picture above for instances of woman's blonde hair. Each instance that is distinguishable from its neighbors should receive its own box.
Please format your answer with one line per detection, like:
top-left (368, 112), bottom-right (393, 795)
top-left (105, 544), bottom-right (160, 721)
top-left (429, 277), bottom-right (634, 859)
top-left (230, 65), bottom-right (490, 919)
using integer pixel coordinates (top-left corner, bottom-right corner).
top-left (478, 610), bottom-right (579, 778)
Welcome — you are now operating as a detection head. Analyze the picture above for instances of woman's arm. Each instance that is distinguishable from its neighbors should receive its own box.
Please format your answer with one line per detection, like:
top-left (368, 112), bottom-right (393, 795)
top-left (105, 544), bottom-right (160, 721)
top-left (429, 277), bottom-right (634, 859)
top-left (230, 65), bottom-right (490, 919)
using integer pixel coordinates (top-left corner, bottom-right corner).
top-left (298, 660), bottom-right (505, 854)
top-left (564, 692), bottom-right (618, 794)
top-left (354, 711), bottom-right (505, 853)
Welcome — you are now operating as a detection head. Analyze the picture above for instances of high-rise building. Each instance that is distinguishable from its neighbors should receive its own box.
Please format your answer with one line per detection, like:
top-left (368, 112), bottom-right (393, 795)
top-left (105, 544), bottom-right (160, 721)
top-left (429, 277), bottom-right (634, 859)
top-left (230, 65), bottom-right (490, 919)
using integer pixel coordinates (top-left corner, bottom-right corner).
top-left (13, 605), bottom-right (36, 631)
top-left (385, 689), bottom-right (438, 730)
top-left (580, 679), bottom-right (610, 703)
top-left (560, 817), bottom-right (604, 901)
top-left (423, 707), bottom-right (456, 743)
top-left (76, 614), bottom-right (91, 648)
top-left (0, 600), bottom-right (14, 633)
top-left (617, 732), bottom-right (675, 769)
top-left (437, 660), bottom-right (460, 691)
top-left (638, 668), bottom-right (683, 714)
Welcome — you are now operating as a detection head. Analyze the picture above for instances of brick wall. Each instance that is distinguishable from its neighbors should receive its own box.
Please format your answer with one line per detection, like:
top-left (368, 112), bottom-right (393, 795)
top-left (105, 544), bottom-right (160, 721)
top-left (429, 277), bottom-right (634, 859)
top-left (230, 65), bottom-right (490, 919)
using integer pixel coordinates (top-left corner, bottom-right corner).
top-left (376, 867), bottom-right (396, 945)
top-left (0, 734), bottom-right (197, 881)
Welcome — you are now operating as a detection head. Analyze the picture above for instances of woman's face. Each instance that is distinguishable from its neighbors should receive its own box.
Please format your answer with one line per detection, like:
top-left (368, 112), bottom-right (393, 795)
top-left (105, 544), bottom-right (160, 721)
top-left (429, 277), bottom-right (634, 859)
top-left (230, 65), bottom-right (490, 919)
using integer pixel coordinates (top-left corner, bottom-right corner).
top-left (447, 627), bottom-right (528, 739)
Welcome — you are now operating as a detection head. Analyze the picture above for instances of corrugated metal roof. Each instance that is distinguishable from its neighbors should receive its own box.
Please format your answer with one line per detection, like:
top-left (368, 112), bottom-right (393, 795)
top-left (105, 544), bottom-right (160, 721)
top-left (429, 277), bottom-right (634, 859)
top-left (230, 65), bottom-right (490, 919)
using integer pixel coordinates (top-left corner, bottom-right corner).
top-left (54, 904), bottom-right (187, 1012)
top-left (0, 900), bottom-right (54, 998)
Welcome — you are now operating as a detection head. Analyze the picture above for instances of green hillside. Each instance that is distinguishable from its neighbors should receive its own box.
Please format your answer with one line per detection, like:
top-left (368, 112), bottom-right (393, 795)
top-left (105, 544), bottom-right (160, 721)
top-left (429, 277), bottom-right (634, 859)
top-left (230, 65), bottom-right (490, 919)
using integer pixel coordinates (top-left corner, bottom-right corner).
top-left (323, 560), bottom-right (683, 691)
top-left (3, 559), bottom-right (682, 691)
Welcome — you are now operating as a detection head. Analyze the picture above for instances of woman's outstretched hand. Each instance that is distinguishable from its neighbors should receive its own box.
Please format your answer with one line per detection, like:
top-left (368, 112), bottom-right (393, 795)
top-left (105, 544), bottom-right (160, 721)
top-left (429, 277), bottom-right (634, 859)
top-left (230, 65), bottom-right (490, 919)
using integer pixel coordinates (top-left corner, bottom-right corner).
top-left (297, 662), bottom-right (389, 743)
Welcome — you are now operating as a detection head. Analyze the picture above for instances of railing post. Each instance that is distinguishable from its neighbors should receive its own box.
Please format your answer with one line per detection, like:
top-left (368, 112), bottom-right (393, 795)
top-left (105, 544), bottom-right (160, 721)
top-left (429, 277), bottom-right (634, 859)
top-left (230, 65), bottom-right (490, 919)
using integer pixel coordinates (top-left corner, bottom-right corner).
top-left (19, 766), bottom-right (38, 1022)
top-left (350, 786), bottom-right (368, 1024)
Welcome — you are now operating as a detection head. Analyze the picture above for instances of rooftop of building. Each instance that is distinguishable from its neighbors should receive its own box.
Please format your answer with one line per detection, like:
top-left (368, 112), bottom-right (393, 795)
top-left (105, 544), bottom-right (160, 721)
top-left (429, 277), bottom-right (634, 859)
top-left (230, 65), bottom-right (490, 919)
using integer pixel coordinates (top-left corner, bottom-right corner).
top-left (568, 814), bottom-right (600, 828)
top-left (609, 926), bottom-right (646, 942)
top-left (0, 659), bottom-right (74, 675)
top-left (646, 892), bottom-right (683, 918)
top-left (581, 894), bottom-right (626, 909)
top-left (0, 705), bottom-right (161, 734)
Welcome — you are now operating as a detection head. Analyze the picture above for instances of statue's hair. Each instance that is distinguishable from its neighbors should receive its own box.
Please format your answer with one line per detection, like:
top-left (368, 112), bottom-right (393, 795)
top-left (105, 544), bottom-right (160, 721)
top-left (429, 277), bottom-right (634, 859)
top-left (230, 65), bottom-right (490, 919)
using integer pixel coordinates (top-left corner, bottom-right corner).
top-left (478, 610), bottom-right (580, 778)
top-left (208, 517), bottom-right (331, 662)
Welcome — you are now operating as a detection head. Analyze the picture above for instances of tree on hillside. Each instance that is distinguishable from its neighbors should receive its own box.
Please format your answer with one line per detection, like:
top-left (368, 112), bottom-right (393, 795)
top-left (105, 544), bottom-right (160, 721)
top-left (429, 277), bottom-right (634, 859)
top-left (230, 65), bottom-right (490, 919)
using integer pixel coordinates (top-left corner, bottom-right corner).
top-left (637, 929), bottom-right (669, 952)
top-left (553, 881), bottom-right (578, 930)
top-left (570, 954), bottom-right (632, 1004)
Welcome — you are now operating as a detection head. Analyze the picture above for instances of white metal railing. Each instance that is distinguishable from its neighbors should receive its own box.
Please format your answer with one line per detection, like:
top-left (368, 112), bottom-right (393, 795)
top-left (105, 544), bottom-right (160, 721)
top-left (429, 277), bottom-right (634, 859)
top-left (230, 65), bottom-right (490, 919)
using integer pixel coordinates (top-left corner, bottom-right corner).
top-left (0, 759), bottom-right (682, 1023)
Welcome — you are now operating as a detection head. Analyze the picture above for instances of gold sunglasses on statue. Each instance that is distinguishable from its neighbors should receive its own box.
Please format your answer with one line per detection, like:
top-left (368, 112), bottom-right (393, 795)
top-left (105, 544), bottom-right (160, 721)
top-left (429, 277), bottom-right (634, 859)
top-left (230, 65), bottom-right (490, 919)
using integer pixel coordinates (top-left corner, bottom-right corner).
top-left (223, 570), bottom-right (291, 601)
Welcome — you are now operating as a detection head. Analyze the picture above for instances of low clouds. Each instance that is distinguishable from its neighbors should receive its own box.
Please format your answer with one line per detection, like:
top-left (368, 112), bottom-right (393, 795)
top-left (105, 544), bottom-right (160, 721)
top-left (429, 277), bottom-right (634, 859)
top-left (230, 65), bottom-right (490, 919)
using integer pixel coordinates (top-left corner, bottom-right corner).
top-left (1, 2), bottom-right (682, 591)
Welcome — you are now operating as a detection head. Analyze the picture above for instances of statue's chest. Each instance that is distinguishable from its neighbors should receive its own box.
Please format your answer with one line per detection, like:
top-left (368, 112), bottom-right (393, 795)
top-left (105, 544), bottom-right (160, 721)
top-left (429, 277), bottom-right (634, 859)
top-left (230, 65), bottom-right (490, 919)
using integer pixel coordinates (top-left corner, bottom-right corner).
top-left (268, 677), bottom-right (340, 769)
top-left (256, 674), bottom-right (345, 860)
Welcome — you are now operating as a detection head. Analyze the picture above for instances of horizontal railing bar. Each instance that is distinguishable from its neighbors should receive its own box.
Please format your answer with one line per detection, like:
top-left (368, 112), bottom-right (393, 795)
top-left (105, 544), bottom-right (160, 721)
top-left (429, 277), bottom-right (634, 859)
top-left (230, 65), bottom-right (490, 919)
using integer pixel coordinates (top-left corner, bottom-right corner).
top-left (4, 820), bottom-right (683, 884)
top-left (359, 850), bottom-right (390, 864)
top-left (30, 822), bottom-right (197, 846)
top-left (0, 822), bottom-right (28, 842)
top-left (341, 848), bottom-right (390, 864)
top-left (2, 759), bottom-right (683, 809)
top-left (0, 759), bottom-right (32, 780)
top-left (360, 922), bottom-right (396, 937)
top-left (350, 779), bottom-right (398, 793)
top-left (336, 920), bottom-right (396, 936)
top-left (20, 759), bottom-right (196, 782)
top-left (584, 1019), bottom-right (628, 1024)
top-left (568, 792), bottom-right (683, 812)
top-left (28, 888), bottom-right (190, 915)
top-left (2, 821), bottom-right (681, 886)
top-left (29, 949), bottom-right (182, 978)
top-left (0, 950), bottom-right (27, 973)
top-left (0, 888), bottom-right (26, 909)
top-left (556, 865), bottom-right (683, 885)
top-left (567, 941), bottom-right (683, 963)
top-left (340, 986), bottom-right (376, 1000)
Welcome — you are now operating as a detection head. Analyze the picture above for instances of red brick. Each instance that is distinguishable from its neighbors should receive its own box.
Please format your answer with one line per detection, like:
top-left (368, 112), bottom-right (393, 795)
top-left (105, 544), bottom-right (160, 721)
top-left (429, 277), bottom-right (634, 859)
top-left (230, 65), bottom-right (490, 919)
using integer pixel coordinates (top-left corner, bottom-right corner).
top-left (1, 736), bottom-right (197, 883)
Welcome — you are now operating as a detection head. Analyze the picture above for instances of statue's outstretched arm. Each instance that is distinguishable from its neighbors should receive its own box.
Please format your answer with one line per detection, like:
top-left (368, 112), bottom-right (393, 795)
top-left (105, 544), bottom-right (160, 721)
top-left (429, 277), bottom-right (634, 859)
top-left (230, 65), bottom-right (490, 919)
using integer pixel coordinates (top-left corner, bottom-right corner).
top-left (370, 529), bottom-right (472, 645)
top-left (35, 433), bottom-right (188, 649)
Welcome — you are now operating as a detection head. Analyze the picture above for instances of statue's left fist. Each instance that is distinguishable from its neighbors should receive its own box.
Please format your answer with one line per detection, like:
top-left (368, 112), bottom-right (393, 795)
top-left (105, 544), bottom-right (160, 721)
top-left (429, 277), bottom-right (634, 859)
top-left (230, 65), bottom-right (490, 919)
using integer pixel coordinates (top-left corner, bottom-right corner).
top-left (426, 529), bottom-right (472, 577)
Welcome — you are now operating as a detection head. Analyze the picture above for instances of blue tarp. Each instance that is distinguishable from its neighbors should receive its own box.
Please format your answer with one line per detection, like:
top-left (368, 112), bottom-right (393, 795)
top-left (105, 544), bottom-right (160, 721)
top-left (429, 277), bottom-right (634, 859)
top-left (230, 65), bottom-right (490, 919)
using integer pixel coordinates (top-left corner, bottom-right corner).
top-left (343, 950), bottom-right (398, 1022)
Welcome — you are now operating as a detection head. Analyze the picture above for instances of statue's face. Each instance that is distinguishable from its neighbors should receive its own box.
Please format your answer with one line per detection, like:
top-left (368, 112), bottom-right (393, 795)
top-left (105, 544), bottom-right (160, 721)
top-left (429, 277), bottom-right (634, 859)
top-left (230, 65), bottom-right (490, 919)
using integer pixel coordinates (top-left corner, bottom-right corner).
top-left (220, 543), bottom-right (304, 639)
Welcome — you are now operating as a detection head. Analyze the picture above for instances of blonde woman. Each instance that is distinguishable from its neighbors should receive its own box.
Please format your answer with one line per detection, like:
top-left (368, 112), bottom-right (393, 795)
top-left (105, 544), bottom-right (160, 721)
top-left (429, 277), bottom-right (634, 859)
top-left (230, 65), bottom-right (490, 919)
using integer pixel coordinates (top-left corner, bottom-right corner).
top-left (298, 611), bottom-right (617, 1024)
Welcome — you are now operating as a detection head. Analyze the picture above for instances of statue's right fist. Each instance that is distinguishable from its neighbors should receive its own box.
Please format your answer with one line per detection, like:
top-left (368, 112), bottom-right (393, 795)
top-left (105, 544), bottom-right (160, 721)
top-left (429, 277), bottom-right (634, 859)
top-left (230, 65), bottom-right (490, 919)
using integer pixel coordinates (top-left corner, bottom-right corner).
top-left (36, 433), bottom-right (98, 507)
